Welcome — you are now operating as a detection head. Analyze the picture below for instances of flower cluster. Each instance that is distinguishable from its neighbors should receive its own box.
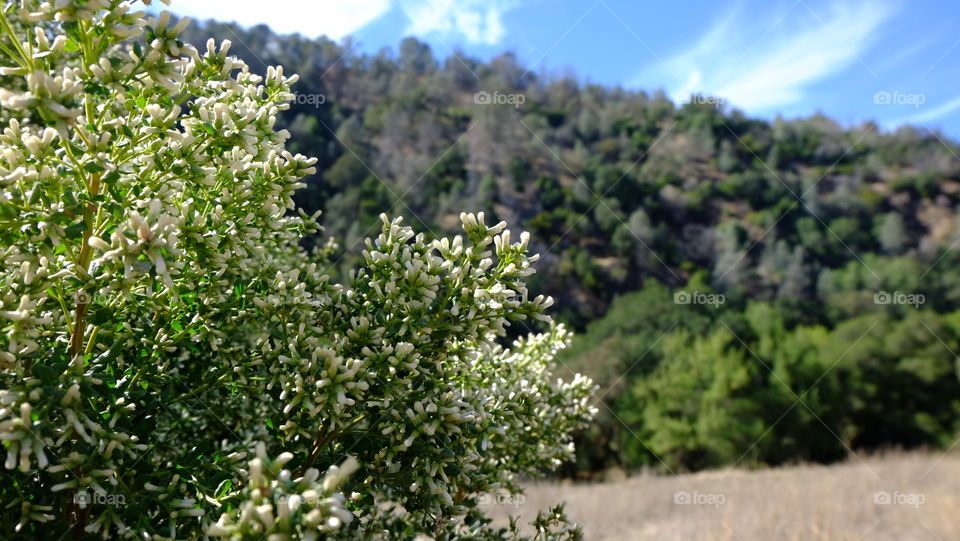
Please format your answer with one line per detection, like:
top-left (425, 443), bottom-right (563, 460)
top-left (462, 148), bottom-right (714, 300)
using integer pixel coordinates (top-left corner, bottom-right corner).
top-left (208, 443), bottom-right (358, 540)
top-left (0, 1), bottom-right (596, 539)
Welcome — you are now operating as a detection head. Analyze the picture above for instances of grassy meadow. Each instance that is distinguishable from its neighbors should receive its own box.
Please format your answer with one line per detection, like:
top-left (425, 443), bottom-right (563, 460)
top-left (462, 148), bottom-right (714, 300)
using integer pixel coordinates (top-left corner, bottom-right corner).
top-left (489, 453), bottom-right (960, 540)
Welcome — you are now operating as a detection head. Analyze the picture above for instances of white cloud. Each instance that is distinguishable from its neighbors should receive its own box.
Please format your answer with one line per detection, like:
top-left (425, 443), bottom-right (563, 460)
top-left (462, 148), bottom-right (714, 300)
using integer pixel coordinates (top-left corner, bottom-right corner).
top-left (398, 0), bottom-right (520, 45)
top-left (635, 1), bottom-right (896, 112)
top-left (873, 35), bottom-right (937, 74)
top-left (170, 0), bottom-right (520, 45)
top-left (171, 0), bottom-right (392, 40)
top-left (893, 95), bottom-right (960, 125)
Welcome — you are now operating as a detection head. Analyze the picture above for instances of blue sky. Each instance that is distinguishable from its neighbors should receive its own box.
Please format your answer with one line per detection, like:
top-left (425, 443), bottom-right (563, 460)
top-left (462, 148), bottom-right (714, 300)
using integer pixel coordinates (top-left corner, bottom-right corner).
top-left (170, 0), bottom-right (960, 138)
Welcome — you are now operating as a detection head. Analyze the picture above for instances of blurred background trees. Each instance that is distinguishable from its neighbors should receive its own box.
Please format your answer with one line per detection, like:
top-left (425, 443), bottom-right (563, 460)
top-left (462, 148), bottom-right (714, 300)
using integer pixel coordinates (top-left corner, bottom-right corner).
top-left (180, 18), bottom-right (960, 475)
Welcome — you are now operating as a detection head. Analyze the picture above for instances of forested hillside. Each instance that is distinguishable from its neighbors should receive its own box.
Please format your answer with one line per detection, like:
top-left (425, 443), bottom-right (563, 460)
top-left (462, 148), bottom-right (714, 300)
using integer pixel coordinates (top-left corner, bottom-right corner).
top-left (182, 19), bottom-right (960, 473)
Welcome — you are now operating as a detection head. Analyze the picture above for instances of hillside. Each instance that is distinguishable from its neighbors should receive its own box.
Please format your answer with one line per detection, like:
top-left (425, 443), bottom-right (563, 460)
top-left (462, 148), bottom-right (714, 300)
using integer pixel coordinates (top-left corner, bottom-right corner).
top-left (181, 19), bottom-right (960, 474)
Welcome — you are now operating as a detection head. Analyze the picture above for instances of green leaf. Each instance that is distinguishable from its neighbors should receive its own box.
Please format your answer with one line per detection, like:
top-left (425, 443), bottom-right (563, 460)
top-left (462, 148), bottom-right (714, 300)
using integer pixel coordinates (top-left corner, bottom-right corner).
top-left (64, 38), bottom-right (80, 52)
top-left (102, 170), bottom-right (120, 184)
top-left (64, 221), bottom-right (87, 239)
top-left (84, 82), bottom-right (109, 100)
top-left (215, 480), bottom-right (233, 499)
top-left (67, 140), bottom-right (85, 156)
top-left (83, 162), bottom-right (106, 174)
top-left (62, 189), bottom-right (78, 207)
top-left (108, 184), bottom-right (124, 203)
top-left (31, 364), bottom-right (60, 386)
top-left (90, 306), bottom-right (112, 326)
top-left (0, 202), bottom-right (16, 219)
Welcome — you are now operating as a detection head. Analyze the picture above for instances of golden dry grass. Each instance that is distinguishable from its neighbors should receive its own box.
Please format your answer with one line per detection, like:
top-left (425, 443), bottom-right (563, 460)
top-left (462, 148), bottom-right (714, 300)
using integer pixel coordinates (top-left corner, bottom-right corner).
top-left (486, 453), bottom-right (960, 540)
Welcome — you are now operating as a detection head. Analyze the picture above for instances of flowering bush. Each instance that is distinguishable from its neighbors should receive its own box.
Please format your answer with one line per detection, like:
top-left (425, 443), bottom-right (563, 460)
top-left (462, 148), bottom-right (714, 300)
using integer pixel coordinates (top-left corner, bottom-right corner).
top-left (0, 1), bottom-right (596, 539)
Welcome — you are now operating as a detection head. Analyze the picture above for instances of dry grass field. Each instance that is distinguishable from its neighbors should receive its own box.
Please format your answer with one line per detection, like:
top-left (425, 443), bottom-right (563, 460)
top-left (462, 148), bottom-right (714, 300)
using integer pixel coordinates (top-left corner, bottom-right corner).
top-left (486, 453), bottom-right (960, 540)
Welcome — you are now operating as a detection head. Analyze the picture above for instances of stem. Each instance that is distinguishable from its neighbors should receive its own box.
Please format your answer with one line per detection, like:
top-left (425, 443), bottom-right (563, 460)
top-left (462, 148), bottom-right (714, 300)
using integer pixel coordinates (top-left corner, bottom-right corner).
top-left (68, 173), bottom-right (101, 358)
top-left (0, 40), bottom-right (24, 68)
top-left (301, 412), bottom-right (368, 476)
top-left (53, 289), bottom-right (75, 335)
top-left (0, 7), bottom-right (30, 69)
top-left (302, 425), bottom-right (332, 475)
top-left (167, 372), bottom-right (230, 405)
top-left (83, 326), bottom-right (100, 356)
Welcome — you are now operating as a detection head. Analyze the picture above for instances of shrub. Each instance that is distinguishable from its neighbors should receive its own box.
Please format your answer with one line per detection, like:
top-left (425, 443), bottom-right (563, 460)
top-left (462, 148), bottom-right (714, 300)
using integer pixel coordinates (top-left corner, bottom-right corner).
top-left (624, 329), bottom-right (765, 471)
top-left (0, 2), bottom-right (595, 538)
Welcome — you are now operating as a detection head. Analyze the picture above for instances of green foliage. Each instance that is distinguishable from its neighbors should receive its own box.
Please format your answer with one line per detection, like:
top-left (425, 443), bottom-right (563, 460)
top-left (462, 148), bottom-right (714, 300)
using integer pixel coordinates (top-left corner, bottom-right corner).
top-left (0, 3), bottom-right (595, 539)
top-left (565, 277), bottom-right (960, 472)
top-left (624, 330), bottom-right (765, 470)
top-left (174, 17), bottom-right (960, 335)
top-left (168, 7), bottom-right (960, 479)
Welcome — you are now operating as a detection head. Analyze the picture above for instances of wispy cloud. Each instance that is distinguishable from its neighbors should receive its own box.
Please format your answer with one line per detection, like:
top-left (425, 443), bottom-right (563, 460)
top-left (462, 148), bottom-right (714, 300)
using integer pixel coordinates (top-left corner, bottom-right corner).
top-left (172, 0), bottom-right (520, 46)
top-left (634, 1), bottom-right (896, 111)
top-left (171, 0), bottom-right (392, 40)
top-left (892, 95), bottom-right (960, 126)
top-left (873, 34), bottom-right (938, 75)
top-left (398, 0), bottom-right (521, 45)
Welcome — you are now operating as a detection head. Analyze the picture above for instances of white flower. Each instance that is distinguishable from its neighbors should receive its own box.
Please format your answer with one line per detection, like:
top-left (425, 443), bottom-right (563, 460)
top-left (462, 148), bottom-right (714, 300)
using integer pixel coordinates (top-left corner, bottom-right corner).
top-left (0, 1), bottom-right (595, 538)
